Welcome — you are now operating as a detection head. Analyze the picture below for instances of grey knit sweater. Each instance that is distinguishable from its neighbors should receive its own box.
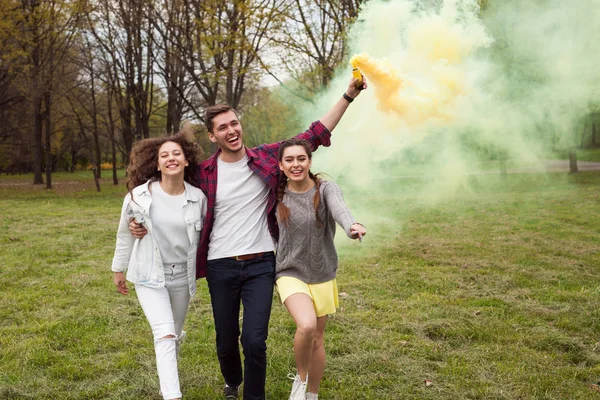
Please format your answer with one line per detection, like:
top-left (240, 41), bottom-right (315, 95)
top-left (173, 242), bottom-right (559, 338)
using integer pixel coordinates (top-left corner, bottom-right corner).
top-left (275, 180), bottom-right (355, 284)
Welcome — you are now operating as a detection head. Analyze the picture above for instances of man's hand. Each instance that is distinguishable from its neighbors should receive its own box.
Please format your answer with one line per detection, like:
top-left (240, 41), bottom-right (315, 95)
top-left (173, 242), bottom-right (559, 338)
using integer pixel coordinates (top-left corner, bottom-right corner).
top-left (350, 223), bottom-right (367, 242)
top-left (346, 74), bottom-right (368, 100)
top-left (129, 219), bottom-right (148, 238)
top-left (114, 272), bottom-right (129, 295)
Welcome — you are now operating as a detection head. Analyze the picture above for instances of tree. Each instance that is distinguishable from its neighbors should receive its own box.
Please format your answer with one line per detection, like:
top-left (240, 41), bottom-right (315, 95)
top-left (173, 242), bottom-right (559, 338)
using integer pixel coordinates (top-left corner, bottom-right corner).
top-left (0, 7), bottom-right (27, 173)
top-left (149, 0), bottom-right (285, 122)
top-left (151, 0), bottom-right (190, 134)
top-left (241, 85), bottom-right (302, 147)
top-left (1, 0), bottom-right (84, 186)
top-left (263, 0), bottom-right (363, 100)
top-left (88, 0), bottom-right (155, 165)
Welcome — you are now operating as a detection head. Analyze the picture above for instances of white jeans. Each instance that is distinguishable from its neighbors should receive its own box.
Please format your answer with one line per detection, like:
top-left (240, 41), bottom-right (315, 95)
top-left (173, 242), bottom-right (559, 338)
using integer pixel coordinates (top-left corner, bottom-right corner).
top-left (136, 263), bottom-right (191, 400)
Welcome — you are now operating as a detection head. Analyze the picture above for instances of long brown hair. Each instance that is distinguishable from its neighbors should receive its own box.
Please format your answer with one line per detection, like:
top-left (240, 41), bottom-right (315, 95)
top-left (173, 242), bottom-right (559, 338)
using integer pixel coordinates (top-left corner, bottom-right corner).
top-left (125, 127), bottom-right (203, 196)
top-left (276, 139), bottom-right (323, 227)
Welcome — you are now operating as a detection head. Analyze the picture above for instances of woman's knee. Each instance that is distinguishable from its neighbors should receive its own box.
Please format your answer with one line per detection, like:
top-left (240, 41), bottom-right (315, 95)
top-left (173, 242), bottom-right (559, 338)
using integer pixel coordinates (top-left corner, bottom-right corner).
top-left (150, 322), bottom-right (177, 341)
top-left (296, 318), bottom-right (317, 338)
top-left (155, 334), bottom-right (177, 343)
top-left (312, 329), bottom-right (325, 349)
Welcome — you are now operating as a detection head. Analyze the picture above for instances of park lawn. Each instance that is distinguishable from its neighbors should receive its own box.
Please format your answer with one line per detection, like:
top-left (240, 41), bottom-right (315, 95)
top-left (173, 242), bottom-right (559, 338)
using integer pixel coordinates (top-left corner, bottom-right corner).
top-left (0, 171), bottom-right (599, 399)
top-left (576, 148), bottom-right (600, 162)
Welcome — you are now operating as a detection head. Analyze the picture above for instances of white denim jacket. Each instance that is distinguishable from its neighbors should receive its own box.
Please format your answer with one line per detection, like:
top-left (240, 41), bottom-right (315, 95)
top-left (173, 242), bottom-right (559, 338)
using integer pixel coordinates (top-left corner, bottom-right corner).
top-left (111, 180), bottom-right (207, 296)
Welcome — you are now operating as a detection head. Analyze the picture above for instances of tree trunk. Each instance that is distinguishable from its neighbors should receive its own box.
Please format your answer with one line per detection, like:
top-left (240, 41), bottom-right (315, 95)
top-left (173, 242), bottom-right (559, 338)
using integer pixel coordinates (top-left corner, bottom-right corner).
top-left (581, 122), bottom-right (588, 148)
top-left (568, 150), bottom-right (578, 174)
top-left (111, 138), bottom-right (118, 185)
top-left (70, 149), bottom-right (77, 172)
top-left (33, 95), bottom-right (44, 184)
top-left (44, 92), bottom-right (52, 189)
top-left (90, 65), bottom-right (101, 179)
top-left (86, 126), bottom-right (101, 192)
top-left (106, 89), bottom-right (119, 185)
top-left (120, 106), bottom-right (134, 165)
top-left (92, 167), bottom-right (101, 192)
top-left (499, 157), bottom-right (507, 177)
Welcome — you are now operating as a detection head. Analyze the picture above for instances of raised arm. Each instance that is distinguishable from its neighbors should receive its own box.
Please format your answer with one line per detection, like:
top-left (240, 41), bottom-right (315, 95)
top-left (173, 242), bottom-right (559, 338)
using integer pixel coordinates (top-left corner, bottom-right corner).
top-left (319, 75), bottom-right (367, 133)
top-left (257, 74), bottom-right (367, 159)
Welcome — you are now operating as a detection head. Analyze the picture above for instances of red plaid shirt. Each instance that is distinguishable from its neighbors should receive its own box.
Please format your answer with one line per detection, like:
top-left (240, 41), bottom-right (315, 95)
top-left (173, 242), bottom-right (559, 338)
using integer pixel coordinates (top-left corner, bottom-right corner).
top-left (194, 120), bottom-right (331, 278)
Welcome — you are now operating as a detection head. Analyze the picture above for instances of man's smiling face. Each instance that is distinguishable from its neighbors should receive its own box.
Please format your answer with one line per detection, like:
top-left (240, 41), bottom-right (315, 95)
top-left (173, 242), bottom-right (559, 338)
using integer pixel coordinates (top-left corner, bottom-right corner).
top-left (208, 110), bottom-right (244, 159)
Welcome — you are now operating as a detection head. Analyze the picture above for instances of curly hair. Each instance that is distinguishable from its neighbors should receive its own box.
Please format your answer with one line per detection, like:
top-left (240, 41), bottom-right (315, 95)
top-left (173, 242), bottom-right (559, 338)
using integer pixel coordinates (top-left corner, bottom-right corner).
top-left (276, 139), bottom-right (324, 228)
top-left (125, 127), bottom-right (203, 195)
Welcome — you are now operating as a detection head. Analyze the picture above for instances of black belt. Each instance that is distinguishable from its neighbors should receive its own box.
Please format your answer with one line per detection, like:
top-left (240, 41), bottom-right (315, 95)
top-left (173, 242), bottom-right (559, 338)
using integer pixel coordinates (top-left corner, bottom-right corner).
top-left (229, 252), bottom-right (265, 261)
top-left (229, 252), bottom-right (272, 261)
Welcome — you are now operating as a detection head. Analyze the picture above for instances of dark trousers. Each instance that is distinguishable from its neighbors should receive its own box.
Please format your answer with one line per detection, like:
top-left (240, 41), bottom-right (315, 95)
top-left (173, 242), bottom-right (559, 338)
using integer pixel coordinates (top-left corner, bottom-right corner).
top-left (206, 252), bottom-right (275, 400)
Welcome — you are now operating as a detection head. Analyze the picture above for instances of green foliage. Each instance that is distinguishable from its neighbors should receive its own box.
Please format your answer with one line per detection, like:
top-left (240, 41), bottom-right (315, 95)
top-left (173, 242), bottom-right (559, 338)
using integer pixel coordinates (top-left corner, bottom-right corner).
top-left (241, 87), bottom-right (303, 147)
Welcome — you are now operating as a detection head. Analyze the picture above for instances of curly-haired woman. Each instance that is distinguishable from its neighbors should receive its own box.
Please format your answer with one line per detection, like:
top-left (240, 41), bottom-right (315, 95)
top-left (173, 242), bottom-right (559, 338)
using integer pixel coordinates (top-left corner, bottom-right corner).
top-left (111, 130), bottom-right (207, 400)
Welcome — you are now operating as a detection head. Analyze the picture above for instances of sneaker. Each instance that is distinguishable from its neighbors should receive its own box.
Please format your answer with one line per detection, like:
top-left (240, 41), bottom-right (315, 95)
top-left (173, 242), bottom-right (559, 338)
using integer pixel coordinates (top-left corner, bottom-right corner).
top-left (306, 393), bottom-right (318, 400)
top-left (224, 384), bottom-right (238, 399)
top-left (288, 373), bottom-right (308, 400)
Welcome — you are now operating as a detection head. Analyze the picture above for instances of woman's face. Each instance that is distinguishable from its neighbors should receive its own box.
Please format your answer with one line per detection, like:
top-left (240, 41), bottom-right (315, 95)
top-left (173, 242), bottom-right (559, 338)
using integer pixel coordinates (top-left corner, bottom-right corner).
top-left (157, 141), bottom-right (188, 178)
top-left (279, 145), bottom-right (312, 183)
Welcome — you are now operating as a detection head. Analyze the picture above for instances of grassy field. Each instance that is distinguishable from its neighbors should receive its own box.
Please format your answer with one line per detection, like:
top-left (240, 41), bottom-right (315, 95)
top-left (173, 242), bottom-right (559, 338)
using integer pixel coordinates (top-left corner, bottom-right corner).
top-left (1, 170), bottom-right (599, 399)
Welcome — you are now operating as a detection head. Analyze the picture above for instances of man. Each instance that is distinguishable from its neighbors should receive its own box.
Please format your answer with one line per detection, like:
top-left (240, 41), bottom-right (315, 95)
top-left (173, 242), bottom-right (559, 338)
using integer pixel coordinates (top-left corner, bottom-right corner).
top-left (132, 76), bottom-right (366, 399)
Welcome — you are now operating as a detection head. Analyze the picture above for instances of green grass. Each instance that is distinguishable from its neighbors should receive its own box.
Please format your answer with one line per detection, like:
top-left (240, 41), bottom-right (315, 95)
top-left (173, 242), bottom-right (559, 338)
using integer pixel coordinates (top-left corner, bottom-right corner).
top-left (1, 171), bottom-right (600, 399)
top-left (576, 148), bottom-right (600, 162)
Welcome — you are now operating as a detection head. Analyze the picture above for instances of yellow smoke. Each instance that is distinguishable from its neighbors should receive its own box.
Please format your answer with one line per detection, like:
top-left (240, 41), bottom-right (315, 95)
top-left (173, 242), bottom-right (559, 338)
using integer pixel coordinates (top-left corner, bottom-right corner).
top-left (349, 11), bottom-right (481, 126)
top-left (302, 0), bottom-right (600, 239)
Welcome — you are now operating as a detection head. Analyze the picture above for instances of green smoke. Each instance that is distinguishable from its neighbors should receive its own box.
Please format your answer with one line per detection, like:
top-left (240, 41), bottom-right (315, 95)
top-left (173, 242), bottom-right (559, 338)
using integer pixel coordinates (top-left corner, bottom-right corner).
top-left (302, 0), bottom-right (599, 193)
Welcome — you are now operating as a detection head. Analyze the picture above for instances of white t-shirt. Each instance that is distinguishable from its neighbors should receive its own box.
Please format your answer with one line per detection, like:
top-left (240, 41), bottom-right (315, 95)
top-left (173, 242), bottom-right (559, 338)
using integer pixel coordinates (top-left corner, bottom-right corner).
top-left (208, 155), bottom-right (276, 260)
top-left (150, 181), bottom-right (189, 264)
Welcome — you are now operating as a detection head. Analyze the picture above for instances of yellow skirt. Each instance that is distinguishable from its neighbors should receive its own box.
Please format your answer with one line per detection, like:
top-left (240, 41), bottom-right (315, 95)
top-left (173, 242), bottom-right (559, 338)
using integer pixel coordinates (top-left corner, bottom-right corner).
top-left (276, 276), bottom-right (339, 317)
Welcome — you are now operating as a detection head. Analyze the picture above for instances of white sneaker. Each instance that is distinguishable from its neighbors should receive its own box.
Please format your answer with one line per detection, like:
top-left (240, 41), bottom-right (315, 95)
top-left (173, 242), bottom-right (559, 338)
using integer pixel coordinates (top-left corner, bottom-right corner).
top-left (306, 393), bottom-right (318, 400)
top-left (288, 373), bottom-right (308, 400)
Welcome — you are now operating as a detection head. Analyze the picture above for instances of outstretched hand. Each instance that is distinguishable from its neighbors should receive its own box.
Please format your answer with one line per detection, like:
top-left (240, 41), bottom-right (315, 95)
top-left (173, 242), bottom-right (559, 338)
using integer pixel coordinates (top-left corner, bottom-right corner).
top-left (350, 223), bottom-right (367, 242)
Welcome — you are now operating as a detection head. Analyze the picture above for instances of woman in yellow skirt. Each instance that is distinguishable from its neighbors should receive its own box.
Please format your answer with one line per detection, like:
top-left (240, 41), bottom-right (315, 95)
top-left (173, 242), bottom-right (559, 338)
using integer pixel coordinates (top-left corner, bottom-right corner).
top-left (275, 139), bottom-right (367, 400)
